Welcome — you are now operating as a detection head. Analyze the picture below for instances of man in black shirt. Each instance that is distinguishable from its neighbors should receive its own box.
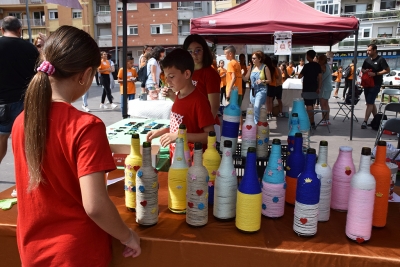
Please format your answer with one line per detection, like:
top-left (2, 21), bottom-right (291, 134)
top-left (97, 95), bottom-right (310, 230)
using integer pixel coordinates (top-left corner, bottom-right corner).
top-left (0, 16), bottom-right (39, 162)
top-left (360, 44), bottom-right (390, 129)
top-left (298, 50), bottom-right (322, 129)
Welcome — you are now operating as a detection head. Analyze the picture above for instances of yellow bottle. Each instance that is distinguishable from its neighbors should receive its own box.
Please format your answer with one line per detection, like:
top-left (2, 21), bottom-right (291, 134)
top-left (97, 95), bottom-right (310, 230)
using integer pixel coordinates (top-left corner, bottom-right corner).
top-left (124, 133), bottom-right (142, 211)
top-left (202, 131), bottom-right (221, 205)
top-left (178, 124), bottom-right (191, 167)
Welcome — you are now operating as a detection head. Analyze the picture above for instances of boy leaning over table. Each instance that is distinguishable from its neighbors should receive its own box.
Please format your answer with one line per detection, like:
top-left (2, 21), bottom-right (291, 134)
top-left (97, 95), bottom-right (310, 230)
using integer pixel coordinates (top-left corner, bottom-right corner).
top-left (146, 48), bottom-right (215, 159)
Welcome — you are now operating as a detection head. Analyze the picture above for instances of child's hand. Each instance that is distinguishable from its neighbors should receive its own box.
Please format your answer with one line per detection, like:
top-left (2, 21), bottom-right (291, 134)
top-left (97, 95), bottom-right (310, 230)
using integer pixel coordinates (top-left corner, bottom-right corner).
top-left (159, 132), bottom-right (178, 147)
top-left (122, 230), bottom-right (141, 258)
top-left (146, 130), bottom-right (159, 142)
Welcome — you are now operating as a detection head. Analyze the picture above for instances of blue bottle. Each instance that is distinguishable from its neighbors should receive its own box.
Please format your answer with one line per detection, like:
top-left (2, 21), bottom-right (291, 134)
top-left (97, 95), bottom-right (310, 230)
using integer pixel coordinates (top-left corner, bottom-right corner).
top-left (287, 113), bottom-right (300, 153)
top-left (221, 88), bottom-right (241, 155)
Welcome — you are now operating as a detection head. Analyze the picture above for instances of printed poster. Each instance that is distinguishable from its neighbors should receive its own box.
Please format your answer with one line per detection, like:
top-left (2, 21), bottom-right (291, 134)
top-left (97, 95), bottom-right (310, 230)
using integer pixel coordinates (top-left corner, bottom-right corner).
top-left (274, 31), bottom-right (292, 56)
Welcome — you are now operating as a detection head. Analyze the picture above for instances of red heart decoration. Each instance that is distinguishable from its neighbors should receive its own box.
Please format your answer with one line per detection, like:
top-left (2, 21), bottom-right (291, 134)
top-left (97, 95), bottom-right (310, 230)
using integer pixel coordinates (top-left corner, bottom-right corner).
top-left (196, 190), bottom-right (203, 196)
top-left (188, 202), bottom-right (194, 208)
top-left (356, 237), bottom-right (365, 244)
top-left (262, 122), bottom-right (268, 127)
top-left (257, 121), bottom-right (262, 126)
top-left (154, 169), bottom-right (158, 174)
top-left (300, 218), bottom-right (308, 224)
top-left (133, 166), bottom-right (140, 171)
top-left (246, 125), bottom-right (252, 130)
top-left (345, 170), bottom-right (352, 176)
top-left (140, 200), bottom-right (147, 207)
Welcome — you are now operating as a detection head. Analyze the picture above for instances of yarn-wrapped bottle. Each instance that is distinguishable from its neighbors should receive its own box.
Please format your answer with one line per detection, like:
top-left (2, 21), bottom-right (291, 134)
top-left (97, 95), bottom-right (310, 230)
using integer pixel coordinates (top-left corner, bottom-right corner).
top-left (289, 98), bottom-right (310, 153)
top-left (315, 141), bottom-right (332, 222)
top-left (177, 124), bottom-right (191, 167)
top-left (241, 104), bottom-right (257, 157)
top-left (371, 141), bottom-right (391, 227)
top-left (256, 105), bottom-right (269, 158)
top-left (287, 113), bottom-right (300, 153)
top-left (293, 148), bottom-right (320, 237)
top-left (136, 142), bottom-right (158, 226)
top-left (186, 142), bottom-right (209, 227)
top-left (214, 140), bottom-right (237, 220)
top-left (168, 138), bottom-right (188, 213)
top-left (236, 147), bottom-right (262, 233)
top-left (262, 139), bottom-right (285, 218)
top-left (221, 87), bottom-right (241, 155)
top-left (203, 131), bottom-right (221, 205)
top-left (285, 133), bottom-right (304, 205)
top-left (331, 146), bottom-right (355, 211)
top-left (346, 147), bottom-right (376, 243)
top-left (124, 133), bottom-right (142, 212)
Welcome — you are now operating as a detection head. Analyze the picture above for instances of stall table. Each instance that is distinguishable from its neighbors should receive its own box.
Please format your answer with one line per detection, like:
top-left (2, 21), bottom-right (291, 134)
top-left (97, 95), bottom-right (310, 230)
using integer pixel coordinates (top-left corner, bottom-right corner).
top-left (128, 98), bottom-right (173, 119)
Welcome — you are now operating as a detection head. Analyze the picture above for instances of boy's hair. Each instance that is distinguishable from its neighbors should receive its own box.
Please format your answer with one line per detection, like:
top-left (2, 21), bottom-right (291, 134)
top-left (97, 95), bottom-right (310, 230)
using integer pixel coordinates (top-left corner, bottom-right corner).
top-left (161, 48), bottom-right (194, 76)
top-left (224, 45), bottom-right (236, 55)
top-left (306, 50), bottom-right (316, 59)
top-left (338, 65), bottom-right (343, 69)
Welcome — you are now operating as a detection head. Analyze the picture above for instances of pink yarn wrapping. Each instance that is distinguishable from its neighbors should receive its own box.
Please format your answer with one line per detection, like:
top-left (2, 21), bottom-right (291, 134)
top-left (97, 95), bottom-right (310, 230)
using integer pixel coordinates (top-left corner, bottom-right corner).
top-left (331, 147), bottom-right (355, 211)
top-left (346, 188), bottom-right (375, 241)
top-left (242, 124), bottom-right (257, 140)
top-left (261, 181), bottom-right (285, 218)
top-left (37, 61), bottom-right (55, 76)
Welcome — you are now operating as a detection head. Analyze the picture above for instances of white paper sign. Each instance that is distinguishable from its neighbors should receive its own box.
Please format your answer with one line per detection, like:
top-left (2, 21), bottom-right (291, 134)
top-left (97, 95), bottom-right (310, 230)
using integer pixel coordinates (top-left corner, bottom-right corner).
top-left (274, 31), bottom-right (292, 56)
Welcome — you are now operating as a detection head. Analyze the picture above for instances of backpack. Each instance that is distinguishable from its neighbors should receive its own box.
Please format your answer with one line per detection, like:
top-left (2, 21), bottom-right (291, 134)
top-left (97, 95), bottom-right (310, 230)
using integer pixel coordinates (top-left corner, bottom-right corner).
top-left (370, 113), bottom-right (387, 131)
top-left (137, 63), bottom-right (148, 82)
top-left (342, 65), bottom-right (351, 78)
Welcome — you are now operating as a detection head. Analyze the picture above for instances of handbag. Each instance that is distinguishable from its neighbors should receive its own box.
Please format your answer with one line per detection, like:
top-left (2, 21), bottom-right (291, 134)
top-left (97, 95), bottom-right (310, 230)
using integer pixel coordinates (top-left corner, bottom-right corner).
top-left (361, 69), bottom-right (375, 88)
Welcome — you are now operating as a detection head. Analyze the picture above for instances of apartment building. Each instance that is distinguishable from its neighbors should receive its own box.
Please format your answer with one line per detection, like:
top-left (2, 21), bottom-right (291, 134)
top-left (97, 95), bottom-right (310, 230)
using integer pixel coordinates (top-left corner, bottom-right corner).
top-left (0, 0), bottom-right (94, 41)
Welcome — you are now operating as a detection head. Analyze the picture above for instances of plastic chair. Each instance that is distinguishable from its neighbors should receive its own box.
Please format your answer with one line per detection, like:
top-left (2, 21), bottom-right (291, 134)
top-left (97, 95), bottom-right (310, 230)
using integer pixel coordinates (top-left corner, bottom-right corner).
top-left (374, 103), bottom-right (400, 147)
top-left (378, 88), bottom-right (400, 113)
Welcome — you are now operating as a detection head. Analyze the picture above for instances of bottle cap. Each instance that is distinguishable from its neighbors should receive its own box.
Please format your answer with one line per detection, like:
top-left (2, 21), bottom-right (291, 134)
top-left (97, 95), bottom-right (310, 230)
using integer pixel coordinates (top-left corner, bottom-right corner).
top-left (320, 140), bottom-right (328, 146)
top-left (208, 131), bottom-right (216, 137)
top-left (307, 148), bottom-right (316, 154)
top-left (247, 147), bottom-right (256, 153)
top-left (377, 141), bottom-right (386, 146)
top-left (179, 124), bottom-right (186, 130)
top-left (132, 133), bottom-right (139, 139)
top-left (143, 142), bottom-right (151, 148)
top-left (195, 142), bottom-right (203, 150)
top-left (292, 113), bottom-right (298, 117)
top-left (361, 147), bottom-right (371, 155)
top-left (295, 132), bottom-right (302, 137)
top-left (224, 140), bottom-right (232, 148)
top-left (272, 139), bottom-right (281, 145)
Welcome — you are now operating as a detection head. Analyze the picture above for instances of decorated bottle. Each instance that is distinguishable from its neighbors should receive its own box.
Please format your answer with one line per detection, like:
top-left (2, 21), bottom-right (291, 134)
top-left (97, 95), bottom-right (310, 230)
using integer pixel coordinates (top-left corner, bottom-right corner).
top-left (346, 147), bottom-right (376, 243)
top-left (177, 124), bottom-right (191, 167)
top-left (293, 148), bottom-right (320, 237)
top-left (136, 142), bottom-right (159, 226)
top-left (221, 88), bottom-right (241, 155)
top-left (262, 139), bottom-right (285, 218)
top-left (371, 141), bottom-right (391, 227)
top-left (290, 98), bottom-right (310, 153)
top-left (124, 133), bottom-right (142, 212)
top-left (241, 104), bottom-right (257, 157)
top-left (236, 147), bottom-right (262, 233)
top-left (331, 146), bottom-right (356, 212)
top-left (287, 113), bottom-right (300, 153)
top-left (214, 140), bottom-right (237, 220)
top-left (285, 133), bottom-right (305, 205)
top-left (315, 141), bottom-right (333, 222)
top-left (203, 131), bottom-right (221, 205)
top-left (256, 105), bottom-right (269, 158)
top-left (168, 138), bottom-right (188, 213)
top-left (186, 142), bottom-right (209, 227)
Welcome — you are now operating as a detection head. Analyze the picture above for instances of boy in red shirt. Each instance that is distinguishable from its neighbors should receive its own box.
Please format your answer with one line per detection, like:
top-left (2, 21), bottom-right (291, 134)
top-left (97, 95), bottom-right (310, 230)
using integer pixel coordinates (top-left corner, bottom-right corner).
top-left (147, 48), bottom-right (215, 154)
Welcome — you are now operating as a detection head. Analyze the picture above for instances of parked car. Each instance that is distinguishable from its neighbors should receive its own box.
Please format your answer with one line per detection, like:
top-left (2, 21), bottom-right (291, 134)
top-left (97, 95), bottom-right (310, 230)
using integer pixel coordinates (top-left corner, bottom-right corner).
top-left (383, 70), bottom-right (400, 86)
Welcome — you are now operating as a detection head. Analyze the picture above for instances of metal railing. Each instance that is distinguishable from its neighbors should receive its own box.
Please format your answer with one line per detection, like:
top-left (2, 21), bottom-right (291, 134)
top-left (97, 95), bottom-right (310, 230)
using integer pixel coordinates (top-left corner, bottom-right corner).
top-left (20, 19), bottom-right (45, 27)
top-left (98, 35), bottom-right (112, 40)
top-left (97, 11), bottom-right (111, 16)
top-left (339, 37), bottom-right (400, 48)
top-left (341, 10), bottom-right (400, 21)
top-left (177, 6), bottom-right (202, 11)
top-left (19, 0), bottom-right (43, 4)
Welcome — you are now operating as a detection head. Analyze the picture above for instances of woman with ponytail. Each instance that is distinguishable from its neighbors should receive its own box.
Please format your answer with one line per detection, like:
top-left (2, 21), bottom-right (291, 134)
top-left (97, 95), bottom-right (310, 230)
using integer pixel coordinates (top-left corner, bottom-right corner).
top-left (12, 26), bottom-right (141, 267)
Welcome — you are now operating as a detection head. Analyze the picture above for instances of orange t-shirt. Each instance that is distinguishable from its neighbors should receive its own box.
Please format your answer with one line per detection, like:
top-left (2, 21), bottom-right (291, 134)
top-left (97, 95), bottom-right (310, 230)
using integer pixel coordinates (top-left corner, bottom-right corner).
top-left (333, 71), bottom-right (342, 83)
top-left (269, 68), bottom-right (280, 87)
top-left (12, 102), bottom-right (116, 267)
top-left (287, 66), bottom-right (294, 76)
top-left (218, 67), bottom-right (227, 87)
top-left (226, 59), bottom-right (242, 95)
top-left (98, 59), bottom-right (111, 75)
top-left (118, 67), bottom-right (138, 94)
top-left (240, 63), bottom-right (248, 77)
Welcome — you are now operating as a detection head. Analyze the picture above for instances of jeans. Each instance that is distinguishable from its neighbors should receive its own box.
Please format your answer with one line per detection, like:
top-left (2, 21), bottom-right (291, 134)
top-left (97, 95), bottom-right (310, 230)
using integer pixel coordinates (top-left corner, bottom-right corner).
top-left (121, 94), bottom-right (135, 114)
top-left (101, 74), bottom-right (113, 104)
top-left (82, 91), bottom-right (89, 107)
top-left (249, 87), bottom-right (267, 124)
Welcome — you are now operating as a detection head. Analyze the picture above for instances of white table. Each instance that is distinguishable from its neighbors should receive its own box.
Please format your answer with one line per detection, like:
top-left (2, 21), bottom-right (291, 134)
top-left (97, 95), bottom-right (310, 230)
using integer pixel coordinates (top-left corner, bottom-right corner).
top-left (281, 79), bottom-right (302, 112)
top-left (128, 98), bottom-right (173, 119)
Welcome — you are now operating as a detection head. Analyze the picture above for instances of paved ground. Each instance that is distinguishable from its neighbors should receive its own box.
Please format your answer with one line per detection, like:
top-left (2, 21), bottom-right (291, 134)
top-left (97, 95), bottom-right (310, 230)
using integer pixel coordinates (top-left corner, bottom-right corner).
top-left (1, 82), bottom-right (398, 191)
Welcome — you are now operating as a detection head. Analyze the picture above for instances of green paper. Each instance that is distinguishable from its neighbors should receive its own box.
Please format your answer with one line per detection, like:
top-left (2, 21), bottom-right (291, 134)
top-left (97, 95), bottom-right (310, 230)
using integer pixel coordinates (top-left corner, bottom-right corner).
top-left (0, 198), bottom-right (17, 210)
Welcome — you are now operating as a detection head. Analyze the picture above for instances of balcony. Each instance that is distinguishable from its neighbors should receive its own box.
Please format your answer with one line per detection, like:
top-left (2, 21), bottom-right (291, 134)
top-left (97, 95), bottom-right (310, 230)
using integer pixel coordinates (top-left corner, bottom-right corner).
top-left (341, 10), bottom-right (400, 22)
top-left (21, 19), bottom-right (45, 27)
top-left (98, 35), bottom-right (112, 47)
top-left (338, 37), bottom-right (400, 49)
top-left (95, 11), bottom-right (111, 24)
top-left (0, 0), bottom-right (43, 4)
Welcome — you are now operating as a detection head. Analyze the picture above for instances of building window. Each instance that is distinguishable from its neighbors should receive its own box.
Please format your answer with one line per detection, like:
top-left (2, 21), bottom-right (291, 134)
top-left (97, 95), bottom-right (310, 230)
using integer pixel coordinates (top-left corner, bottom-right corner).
top-left (377, 27), bottom-right (393, 37)
top-left (8, 12), bottom-right (22, 19)
top-left (380, 0), bottom-right (396, 10)
top-left (72, 9), bottom-right (82, 19)
top-left (98, 5), bottom-right (110, 15)
top-left (316, 0), bottom-right (339, 15)
top-left (194, 2), bottom-right (202, 9)
top-left (150, 24), bottom-right (172, 34)
top-left (359, 27), bottom-right (371, 38)
top-left (150, 2), bottom-right (172, 9)
top-left (117, 3), bottom-right (137, 11)
top-left (49, 10), bottom-right (58, 20)
top-left (344, 4), bottom-right (367, 13)
top-left (117, 26), bottom-right (138, 36)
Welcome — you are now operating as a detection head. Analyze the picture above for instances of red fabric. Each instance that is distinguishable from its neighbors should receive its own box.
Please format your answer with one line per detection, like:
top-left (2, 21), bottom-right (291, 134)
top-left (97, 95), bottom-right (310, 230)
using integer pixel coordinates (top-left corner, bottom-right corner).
top-left (361, 70), bottom-right (375, 88)
top-left (12, 102), bottom-right (116, 267)
top-left (190, 0), bottom-right (359, 46)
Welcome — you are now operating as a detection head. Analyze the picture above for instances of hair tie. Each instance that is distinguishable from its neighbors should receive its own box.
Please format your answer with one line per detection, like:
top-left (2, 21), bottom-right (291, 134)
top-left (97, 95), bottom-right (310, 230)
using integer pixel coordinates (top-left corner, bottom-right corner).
top-left (37, 61), bottom-right (55, 76)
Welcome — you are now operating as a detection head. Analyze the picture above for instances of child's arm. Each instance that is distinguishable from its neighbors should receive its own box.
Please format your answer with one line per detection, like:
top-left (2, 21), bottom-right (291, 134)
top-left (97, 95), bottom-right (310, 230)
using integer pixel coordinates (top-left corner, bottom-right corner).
top-left (146, 127), bottom-right (170, 143)
top-left (227, 72), bottom-right (236, 99)
top-left (186, 125), bottom-right (215, 145)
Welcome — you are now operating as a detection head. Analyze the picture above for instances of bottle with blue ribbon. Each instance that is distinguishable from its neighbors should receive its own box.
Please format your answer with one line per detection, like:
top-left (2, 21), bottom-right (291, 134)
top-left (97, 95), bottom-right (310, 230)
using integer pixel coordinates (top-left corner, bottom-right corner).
top-left (261, 139), bottom-right (285, 218)
top-left (293, 148), bottom-right (320, 237)
top-left (236, 147), bottom-right (262, 233)
top-left (289, 98), bottom-right (310, 153)
top-left (287, 113), bottom-right (300, 153)
top-left (285, 132), bottom-right (305, 205)
top-left (203, 131), bottom-right (221, 205)
top-left (221, 87), bottom-right (241, 155)
top-left (256, 105), bottom-right (269, 158)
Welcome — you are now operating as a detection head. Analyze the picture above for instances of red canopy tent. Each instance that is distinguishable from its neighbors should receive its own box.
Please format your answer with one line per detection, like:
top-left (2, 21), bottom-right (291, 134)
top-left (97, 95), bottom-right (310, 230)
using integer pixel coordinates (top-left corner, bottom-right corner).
top-left (190, 0), bottom-right (359, 46)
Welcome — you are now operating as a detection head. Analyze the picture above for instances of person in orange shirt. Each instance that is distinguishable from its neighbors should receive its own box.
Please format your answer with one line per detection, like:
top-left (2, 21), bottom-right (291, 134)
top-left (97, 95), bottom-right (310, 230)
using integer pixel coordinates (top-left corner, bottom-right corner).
top-left (287, 61), bottom-right (295, 78)
top-left (218, 60), bottom-right (227, 104)
top-left (224, 45), bottom-right (242, 106)
top-left (118, 56), bottom-right (138, 115)
top-left (98, 51), bottom-right (117, 109)
top-left (332, 66), bottom-right (343, 98)
top-left (342, 61), bottom-right (355, 100)
top-left (239, 53), bottom-right (248, 99)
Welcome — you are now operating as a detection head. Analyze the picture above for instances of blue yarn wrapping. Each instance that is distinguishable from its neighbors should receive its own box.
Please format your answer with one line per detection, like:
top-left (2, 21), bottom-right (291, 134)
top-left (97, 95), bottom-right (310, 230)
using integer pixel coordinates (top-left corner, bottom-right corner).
top-left (262, 142), bottom-right (284, 184)
top-left (289, 99), bottom-right (310, 132)
top-left (221, 90), bottom-right (240, 138)
top-left (296, 153), bottom-right (320, 205)
top-left (286, 135), bottom-right (305, 177)
top-left (287, 116), bottom-right (300, 152)
top-left (223, 90), bottom-right (240, 117)
top-left (239, 149), bottom-right (261, 194)
top-left (221, 121), bottom-right (240, 138)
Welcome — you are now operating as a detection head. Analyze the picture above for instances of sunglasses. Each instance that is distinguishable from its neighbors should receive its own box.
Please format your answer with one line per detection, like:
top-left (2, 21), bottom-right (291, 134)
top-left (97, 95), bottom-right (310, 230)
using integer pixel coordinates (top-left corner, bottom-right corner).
top-left (36, 44), bottom-right (42, 48)
top-left (187, 48), bottom-right (203, 55)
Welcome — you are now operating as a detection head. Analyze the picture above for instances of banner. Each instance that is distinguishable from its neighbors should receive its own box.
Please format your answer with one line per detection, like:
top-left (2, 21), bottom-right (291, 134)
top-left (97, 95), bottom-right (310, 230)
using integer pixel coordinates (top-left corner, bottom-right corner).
top-left (274, 31), bottom-right (292, 56)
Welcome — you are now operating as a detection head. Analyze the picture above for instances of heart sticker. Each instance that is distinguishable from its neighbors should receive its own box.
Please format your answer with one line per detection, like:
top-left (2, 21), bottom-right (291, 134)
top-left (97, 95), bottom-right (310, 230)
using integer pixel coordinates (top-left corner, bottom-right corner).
top-left (300, 218), bottom-right (308, 224)
top-left (140, 200), bottom-right (147, 207)
top-left (356, 237), bottom-right (365, 244)
top-left (188, 202), bottom-right (194, 208)
top-left (133, 166), bottom-right (140, 171)
top-left (196, 190), bottom-right (203, 196)
top-left (246, 125), bottom-right (252, 130)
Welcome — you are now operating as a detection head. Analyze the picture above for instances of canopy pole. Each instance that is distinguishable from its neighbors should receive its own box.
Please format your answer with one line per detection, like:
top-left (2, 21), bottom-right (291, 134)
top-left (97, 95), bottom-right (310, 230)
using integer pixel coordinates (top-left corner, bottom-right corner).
top-left (350, 29), bottom-right (359, 141)
top-left (122, 0), bottom-right (128, 119)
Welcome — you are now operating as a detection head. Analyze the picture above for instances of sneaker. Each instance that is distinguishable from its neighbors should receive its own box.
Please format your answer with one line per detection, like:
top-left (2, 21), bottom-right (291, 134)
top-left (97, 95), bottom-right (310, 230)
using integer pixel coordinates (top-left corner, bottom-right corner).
top-left (110, 103), bottom-right (118, 109)
top-left (341, 97), bottom-right (345, 100)
top-left (332, 95), bottom-right (339, 99)
top-left (82, 105), bottom-right (90, 112)
top-left (320, 120), bottom-right (327, 126)
top-left (277, 113), bottom-right (284, 118)
top-left (361, 121), bottom-right (367, 129)
top-left (314, 105), bottom-right (319, 109)
top-left (99, 103), bottom-right (108, 109)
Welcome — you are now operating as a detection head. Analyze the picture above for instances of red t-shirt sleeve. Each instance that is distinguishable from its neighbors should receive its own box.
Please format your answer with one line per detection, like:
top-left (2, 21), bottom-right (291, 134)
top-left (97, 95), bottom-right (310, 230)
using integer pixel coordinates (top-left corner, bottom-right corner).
top-left (195, 97), bottom-right (215, 130)
top-left (76, 121), bottom-right (116, 178)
